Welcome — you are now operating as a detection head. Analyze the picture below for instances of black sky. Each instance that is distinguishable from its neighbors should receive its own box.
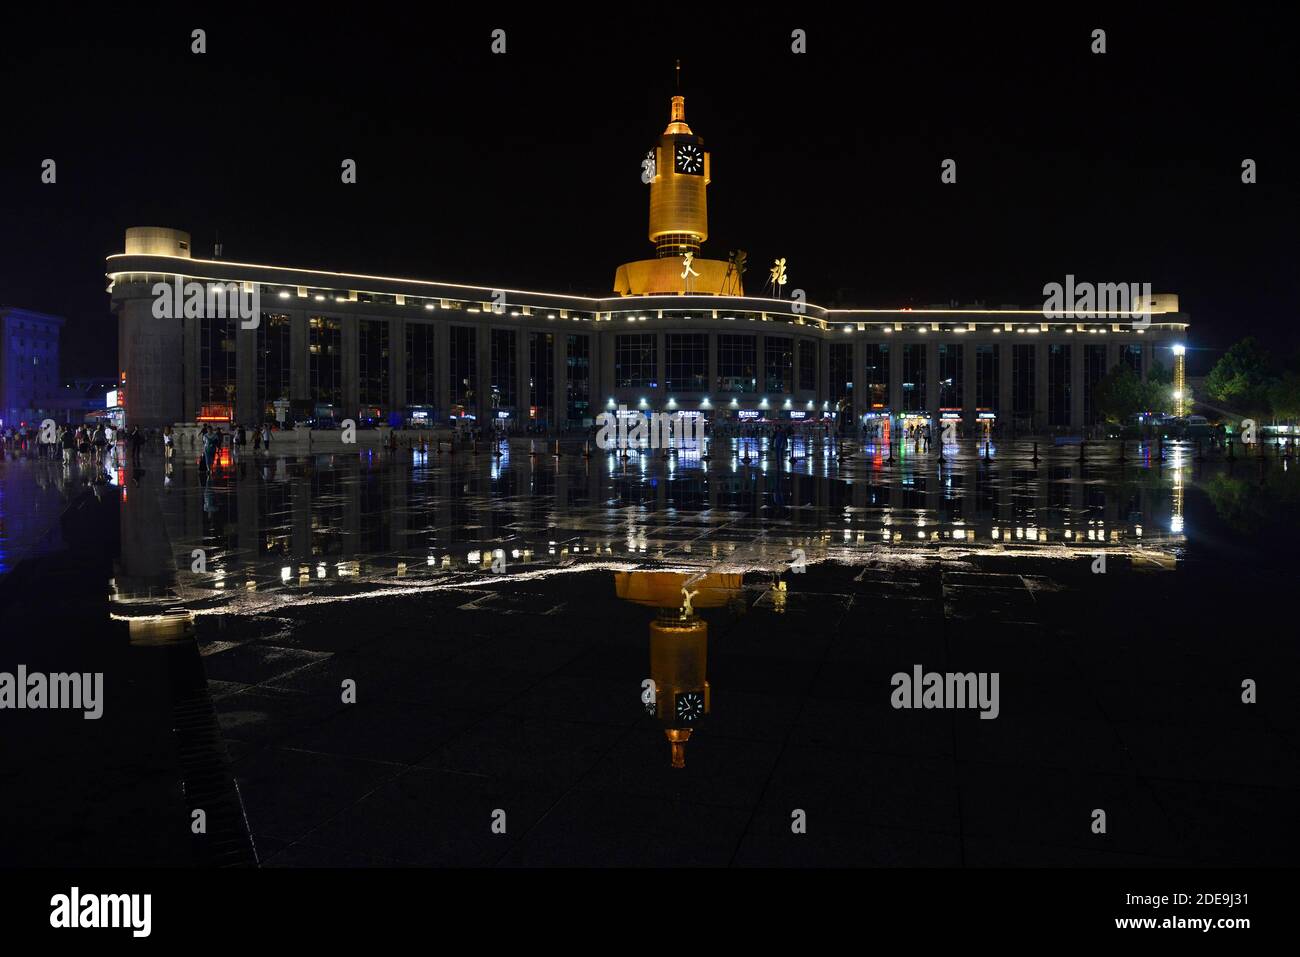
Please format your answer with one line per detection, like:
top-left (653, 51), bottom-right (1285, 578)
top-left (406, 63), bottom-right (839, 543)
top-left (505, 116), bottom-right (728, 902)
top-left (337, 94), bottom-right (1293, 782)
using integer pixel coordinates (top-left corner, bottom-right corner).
top-left (1, 9), bottom-right (1296, 377)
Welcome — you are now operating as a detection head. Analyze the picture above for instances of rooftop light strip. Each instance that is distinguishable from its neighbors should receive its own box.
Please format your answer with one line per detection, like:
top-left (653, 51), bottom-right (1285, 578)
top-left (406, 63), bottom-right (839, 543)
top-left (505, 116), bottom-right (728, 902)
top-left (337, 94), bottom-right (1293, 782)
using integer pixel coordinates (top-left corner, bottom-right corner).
top-left (106, 256), bottom-right (1182, 321)
top-left (105, 254), bottom-right (601, 305)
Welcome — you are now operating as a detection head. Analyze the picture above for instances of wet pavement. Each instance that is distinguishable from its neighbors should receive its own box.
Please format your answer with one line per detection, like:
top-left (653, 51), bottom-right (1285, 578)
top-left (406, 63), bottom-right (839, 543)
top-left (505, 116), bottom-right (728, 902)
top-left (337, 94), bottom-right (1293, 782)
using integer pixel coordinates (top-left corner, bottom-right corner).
top-left (0, 453), bottom-right (74, 577)
top-left (3, 437), bottom-right (1299, 865)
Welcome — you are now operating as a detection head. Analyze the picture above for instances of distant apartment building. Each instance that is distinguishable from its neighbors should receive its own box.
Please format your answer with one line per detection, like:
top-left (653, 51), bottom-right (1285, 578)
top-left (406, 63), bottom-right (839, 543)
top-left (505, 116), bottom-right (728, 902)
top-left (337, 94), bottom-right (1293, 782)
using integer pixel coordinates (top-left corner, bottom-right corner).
top-left (0, 307), bottom-right (64, 428)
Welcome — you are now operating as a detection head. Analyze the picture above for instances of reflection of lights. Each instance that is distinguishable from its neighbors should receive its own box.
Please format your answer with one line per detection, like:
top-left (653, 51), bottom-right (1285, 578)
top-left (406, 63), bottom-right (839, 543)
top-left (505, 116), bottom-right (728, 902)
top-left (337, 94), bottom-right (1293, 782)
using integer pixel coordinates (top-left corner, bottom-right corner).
top-left (1171, 516), bottom-right (1184, 533)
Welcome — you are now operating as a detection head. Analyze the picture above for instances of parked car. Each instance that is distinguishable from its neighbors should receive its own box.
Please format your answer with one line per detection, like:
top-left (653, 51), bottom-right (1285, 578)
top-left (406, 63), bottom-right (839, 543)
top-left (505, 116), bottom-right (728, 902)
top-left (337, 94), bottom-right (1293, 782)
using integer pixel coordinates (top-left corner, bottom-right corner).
top-left (1182, 415), bottom-right (1216, 439)
top-left (1103, 422), bottom-right (1141, 439)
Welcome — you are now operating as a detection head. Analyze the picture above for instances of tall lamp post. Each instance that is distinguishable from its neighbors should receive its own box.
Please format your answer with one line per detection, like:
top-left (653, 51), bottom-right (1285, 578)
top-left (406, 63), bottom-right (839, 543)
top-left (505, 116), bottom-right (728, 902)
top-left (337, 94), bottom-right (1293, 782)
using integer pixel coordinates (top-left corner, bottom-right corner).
top-left (1172, 344), bottom-right (1187, 417)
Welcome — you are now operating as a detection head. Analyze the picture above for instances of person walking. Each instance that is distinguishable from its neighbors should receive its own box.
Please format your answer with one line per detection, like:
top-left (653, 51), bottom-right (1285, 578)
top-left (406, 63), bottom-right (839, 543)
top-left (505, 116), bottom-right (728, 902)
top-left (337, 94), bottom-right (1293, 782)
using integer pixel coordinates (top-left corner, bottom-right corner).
top-left (202, 426), bottom-right (222, 473)
top-left (60, 425), bottom-right (75, 465)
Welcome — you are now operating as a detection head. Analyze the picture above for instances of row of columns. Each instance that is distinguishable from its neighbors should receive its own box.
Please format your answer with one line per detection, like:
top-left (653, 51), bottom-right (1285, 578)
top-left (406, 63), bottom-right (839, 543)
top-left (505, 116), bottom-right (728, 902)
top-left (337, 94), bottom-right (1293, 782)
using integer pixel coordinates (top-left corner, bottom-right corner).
top-left (477, 329), bottom-right (1160, 428)
top-left (182, 308), bottom-right (1166, 430)
top-left (189, 311), bottom-right (602, 427)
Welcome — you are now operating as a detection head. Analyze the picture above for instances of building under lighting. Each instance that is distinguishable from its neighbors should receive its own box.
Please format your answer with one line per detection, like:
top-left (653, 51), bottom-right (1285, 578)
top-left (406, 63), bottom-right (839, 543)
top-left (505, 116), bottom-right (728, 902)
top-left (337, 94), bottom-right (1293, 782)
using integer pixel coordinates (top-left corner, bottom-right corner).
top-left (107, 93), bottom-right (1188, 431)
top-left (0, 307), bottom-right (64, 429)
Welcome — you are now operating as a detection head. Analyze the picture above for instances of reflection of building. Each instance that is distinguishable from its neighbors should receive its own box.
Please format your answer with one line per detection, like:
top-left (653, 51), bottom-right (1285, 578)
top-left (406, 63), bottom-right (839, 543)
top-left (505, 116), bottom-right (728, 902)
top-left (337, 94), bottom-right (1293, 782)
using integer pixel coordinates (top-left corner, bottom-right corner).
top-left (0, 307), bottom-right (64, 429)
top-left (106, 90), bottom-right (1189, 431)
top-left (616, 571), bottom-right (740, 768)
top-left (650, 615), bottom-right (709, 768)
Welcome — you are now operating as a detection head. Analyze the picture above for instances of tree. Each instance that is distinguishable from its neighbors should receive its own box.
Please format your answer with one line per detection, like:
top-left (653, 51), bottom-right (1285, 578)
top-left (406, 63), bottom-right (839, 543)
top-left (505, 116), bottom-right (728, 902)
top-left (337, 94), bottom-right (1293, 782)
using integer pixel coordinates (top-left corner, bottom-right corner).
top-left (1139, 375), bottom-right (1172, 415)
top-left (1269, 372), bottom-right (1300, 423)
top-left (1147, 360), bottom-right (1173, 386)
top-left (1206, 337), bottom-right (1272, 416)
top-left (1094, 364), bottom-right (1144, 424)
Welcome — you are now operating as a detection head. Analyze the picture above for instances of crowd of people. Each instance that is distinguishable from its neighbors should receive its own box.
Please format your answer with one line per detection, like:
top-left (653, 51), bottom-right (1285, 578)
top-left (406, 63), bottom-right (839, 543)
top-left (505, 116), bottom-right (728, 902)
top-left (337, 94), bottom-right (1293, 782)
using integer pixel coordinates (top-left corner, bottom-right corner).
top-left (1, 419), bottom-right (274, 474)
top-left (1, 421), bottom-right (155, 467)
top-left (187, 423), bottom-right (275, 475)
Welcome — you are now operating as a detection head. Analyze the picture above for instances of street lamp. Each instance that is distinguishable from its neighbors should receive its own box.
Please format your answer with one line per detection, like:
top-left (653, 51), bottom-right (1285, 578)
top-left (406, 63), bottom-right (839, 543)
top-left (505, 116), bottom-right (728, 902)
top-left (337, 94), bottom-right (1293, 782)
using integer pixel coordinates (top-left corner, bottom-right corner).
top-left (1171, 344), bottom-right (1187, 416)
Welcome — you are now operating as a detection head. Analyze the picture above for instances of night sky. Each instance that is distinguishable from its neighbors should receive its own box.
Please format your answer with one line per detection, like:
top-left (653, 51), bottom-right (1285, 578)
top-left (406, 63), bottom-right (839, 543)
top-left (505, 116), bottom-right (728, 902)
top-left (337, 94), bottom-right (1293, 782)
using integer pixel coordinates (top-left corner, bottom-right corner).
top-left (2, 11), bottom-right (1295, 377)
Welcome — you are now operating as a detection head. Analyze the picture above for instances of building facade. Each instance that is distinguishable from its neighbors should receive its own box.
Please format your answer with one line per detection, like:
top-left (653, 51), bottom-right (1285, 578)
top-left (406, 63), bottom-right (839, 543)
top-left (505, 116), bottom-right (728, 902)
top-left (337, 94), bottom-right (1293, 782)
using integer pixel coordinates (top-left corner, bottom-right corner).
top-left (0, 307), bottom-right (64, 430)
top-left (107, 95), bottom-right (1189, 433)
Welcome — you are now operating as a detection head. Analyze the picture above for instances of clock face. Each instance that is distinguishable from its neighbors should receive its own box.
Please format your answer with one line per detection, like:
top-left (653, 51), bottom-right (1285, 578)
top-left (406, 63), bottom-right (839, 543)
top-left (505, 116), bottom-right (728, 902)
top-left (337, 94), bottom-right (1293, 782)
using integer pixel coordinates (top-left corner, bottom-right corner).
top-left (674, 143), bottom-right (704, 175)
top-left (674, 691), bottom-right (705, 723)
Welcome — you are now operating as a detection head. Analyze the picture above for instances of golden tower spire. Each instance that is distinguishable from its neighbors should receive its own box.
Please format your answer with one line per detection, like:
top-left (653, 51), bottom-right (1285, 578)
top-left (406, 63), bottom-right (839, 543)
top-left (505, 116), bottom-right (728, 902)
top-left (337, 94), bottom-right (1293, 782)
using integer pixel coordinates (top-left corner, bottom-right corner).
top-left (665, 96), bottom-right (692, 135)
top-left (666, 61), bottom-right (691, 134)
top-left (613, 72), bottom-right (740, 296)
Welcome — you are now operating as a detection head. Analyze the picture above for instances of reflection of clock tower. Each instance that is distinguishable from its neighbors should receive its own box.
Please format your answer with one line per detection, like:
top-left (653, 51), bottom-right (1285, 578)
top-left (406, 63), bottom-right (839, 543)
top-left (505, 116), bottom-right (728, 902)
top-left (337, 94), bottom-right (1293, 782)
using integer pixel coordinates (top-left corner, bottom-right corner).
top-left (649, 611), bottom-right (711, 768)
top-left (613, 91), bottom-right (739, 296)
top-left (615, 571), bottom-right (736, 767)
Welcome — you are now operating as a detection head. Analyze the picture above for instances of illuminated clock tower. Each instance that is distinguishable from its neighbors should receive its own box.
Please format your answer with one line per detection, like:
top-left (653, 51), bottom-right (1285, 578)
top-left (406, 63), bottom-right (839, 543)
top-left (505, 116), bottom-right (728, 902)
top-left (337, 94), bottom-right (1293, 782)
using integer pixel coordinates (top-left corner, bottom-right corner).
top-left (614, 89), bottom-right (739, 296)
top-left (649, 95), bottom-right (709, 257)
